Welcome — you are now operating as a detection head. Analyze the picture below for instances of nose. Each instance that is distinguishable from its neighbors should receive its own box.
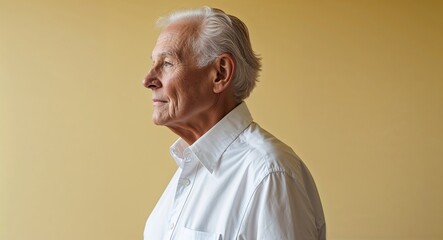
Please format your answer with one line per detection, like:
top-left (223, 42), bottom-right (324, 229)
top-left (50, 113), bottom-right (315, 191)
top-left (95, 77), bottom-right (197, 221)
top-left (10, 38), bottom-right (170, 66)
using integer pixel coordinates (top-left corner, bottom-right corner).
top-left (142, 67), bottom-right (162, 90)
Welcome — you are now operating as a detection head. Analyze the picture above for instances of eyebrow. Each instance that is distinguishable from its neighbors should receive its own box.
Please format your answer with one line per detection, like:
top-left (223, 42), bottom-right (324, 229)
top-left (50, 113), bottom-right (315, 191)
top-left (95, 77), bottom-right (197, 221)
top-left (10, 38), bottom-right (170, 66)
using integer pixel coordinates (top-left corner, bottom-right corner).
top-left (150, 51), bottom-right (177, 60)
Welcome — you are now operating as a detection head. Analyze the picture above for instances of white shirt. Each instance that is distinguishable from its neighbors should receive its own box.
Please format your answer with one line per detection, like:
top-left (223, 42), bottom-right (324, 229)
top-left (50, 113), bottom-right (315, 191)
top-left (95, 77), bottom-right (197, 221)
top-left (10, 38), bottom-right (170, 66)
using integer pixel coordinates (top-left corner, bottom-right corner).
top-left (144, 102), bottom-right (326, 240)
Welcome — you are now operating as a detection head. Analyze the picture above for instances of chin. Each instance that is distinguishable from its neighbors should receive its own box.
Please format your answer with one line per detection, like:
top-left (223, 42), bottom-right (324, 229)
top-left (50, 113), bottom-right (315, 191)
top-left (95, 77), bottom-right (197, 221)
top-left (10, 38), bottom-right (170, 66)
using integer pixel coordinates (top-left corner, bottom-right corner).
top-left (152, 118), bottom-right (164, 126)
top-left (151, 115), bottom-right (168, 126)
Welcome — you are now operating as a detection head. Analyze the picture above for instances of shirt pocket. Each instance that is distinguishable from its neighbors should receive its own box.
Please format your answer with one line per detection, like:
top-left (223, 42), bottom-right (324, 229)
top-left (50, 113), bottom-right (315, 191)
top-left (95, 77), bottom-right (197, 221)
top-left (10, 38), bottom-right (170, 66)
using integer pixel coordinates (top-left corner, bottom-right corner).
top-left (180, 227), bottom-right (222, 240)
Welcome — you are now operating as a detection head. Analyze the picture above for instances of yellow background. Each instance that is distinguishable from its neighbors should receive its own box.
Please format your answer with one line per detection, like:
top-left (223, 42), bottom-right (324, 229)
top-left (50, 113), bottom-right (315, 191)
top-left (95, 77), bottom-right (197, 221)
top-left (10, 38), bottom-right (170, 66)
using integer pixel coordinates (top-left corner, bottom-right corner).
top-left (1, 0), bottom-right (442, 239)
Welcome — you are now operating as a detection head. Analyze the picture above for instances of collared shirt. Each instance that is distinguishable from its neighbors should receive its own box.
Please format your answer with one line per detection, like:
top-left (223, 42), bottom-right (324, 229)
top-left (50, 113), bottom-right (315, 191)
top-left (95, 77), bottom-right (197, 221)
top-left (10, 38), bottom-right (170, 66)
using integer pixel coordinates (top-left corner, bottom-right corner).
top-left (144, 102), bottom-right (326, 240)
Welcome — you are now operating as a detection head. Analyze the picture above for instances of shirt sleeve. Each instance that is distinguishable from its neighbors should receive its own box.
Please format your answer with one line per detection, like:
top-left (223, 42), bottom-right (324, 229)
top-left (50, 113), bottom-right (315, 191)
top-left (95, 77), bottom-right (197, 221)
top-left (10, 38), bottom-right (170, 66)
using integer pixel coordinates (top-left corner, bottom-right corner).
top-left (236, 169), bottom-right (325, 240)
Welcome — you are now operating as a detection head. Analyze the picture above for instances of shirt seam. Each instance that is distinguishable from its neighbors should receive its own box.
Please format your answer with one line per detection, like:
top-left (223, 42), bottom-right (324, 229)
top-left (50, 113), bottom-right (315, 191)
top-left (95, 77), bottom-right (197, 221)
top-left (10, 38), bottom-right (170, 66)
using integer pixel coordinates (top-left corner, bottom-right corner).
top-left (234, 168), bottom-right (292, 239)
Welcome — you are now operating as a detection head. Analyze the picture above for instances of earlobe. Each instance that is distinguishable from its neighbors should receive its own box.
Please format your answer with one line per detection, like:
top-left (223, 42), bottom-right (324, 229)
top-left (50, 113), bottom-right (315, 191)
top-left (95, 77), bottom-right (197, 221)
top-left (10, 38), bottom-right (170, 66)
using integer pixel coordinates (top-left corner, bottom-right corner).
top-left (213, 53), bottom-right (235, 94)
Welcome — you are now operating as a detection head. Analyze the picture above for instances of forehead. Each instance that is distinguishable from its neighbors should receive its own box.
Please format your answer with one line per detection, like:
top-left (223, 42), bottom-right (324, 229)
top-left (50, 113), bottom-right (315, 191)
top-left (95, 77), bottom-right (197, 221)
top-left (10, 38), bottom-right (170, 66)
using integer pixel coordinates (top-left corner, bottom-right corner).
top-left (151, 20), bottom-right (199, 60)
top-left (151, 33), bottom-right (181, 59)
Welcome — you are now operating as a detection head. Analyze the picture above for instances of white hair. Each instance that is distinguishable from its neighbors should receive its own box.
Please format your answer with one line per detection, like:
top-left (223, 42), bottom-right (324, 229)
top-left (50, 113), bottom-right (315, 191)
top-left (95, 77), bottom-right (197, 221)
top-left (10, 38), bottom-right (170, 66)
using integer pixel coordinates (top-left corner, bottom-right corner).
top-left (156, 6), bottom-right (261, 102)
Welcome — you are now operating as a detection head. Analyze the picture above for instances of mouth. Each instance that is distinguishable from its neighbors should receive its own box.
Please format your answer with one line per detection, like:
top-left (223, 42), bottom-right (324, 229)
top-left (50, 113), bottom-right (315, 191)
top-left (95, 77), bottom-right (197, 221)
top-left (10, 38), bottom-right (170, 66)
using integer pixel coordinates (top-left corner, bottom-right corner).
top-left (152, 98), bottom-right (168, 105)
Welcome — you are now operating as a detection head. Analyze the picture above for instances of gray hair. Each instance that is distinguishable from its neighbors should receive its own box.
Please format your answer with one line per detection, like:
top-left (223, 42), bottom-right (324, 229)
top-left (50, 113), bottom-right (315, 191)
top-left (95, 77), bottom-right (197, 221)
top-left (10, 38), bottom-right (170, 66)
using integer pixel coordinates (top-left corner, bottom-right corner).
top-left (157, 6), bottom-right (261, 102)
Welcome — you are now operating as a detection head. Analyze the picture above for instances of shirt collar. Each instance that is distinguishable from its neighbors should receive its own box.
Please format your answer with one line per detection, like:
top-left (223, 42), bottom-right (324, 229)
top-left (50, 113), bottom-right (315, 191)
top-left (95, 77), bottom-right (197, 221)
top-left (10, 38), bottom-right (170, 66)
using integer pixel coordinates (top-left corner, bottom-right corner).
top-left (169, 102), bottom-right (253, 173)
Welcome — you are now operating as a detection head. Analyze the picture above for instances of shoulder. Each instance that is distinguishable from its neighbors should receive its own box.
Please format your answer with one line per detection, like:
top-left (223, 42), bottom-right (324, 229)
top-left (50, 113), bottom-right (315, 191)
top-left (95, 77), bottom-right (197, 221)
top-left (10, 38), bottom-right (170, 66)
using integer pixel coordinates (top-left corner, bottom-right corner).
top-left (233, 123), bottom-right (324, 239)
top-left (234, 122), bottom-right (303, 181)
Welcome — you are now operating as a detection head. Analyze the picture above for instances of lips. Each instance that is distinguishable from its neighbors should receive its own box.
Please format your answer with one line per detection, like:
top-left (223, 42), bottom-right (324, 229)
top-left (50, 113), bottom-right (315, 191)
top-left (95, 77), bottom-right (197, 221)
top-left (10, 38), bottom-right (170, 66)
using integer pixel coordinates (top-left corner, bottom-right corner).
top-left (152, 98), bottom-right (168, 105)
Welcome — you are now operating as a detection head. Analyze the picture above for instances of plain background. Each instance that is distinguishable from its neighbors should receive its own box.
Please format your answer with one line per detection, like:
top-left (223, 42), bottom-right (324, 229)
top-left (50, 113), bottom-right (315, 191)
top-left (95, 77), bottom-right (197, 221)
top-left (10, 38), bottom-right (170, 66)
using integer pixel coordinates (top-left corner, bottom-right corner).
top-left (1, 0), bottom-right (442, 239)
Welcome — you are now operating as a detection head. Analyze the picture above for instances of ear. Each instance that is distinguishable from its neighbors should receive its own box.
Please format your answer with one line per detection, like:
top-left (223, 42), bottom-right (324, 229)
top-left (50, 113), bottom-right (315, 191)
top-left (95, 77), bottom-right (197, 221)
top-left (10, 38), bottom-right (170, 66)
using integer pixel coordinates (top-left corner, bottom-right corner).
top-left (213, 53), bottom-right (235, 94)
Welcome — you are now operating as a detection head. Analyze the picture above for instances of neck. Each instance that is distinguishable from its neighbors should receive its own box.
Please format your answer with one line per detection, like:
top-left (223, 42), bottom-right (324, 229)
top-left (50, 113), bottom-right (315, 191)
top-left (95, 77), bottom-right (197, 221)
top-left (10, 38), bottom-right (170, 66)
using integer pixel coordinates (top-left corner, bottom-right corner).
top-left (167, 99), bottom-right (239, 145)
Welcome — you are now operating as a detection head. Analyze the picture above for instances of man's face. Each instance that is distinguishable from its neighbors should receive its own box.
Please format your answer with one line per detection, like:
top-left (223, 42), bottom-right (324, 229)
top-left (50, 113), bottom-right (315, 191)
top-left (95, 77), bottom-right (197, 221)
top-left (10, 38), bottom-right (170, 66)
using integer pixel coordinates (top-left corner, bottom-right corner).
top-left (143, 21), bottom-right (217, 129)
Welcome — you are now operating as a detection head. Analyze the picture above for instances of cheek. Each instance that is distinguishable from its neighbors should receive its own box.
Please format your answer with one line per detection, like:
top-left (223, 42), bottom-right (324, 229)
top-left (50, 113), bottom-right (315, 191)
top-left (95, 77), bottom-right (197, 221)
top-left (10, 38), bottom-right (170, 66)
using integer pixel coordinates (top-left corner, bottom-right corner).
top-left (164, 68), bottom-right (213, 109)
top-left (162, 79), bottom-right (186, 113)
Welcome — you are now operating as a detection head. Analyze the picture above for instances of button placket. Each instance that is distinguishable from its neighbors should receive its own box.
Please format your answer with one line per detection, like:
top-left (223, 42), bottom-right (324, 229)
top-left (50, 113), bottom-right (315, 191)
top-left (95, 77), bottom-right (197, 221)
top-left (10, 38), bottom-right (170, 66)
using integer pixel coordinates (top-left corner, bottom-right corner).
top-left (167, 153), bottom-right (199, 239)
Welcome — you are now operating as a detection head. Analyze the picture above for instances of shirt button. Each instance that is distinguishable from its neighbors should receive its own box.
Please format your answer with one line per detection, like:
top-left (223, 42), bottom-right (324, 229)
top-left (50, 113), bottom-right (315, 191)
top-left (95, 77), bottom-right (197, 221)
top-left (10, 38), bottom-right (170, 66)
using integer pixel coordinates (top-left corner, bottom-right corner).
top-left (169, 222), bottom-right (175, 230)
top-left (182, 178), bottom-right (190, 186)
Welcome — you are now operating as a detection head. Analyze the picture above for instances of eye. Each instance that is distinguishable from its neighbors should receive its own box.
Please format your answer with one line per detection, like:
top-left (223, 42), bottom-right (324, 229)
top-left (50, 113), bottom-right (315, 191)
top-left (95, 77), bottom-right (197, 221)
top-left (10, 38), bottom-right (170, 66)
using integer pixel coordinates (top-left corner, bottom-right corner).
top-left (162, 61), bottom-right (173, 67)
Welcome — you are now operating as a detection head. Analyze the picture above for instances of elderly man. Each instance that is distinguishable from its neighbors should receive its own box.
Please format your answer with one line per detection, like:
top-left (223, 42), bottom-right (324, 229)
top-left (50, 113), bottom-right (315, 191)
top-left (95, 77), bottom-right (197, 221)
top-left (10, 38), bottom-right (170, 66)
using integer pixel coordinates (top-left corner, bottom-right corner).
top-left (142, 6), bottom-right (325, 240)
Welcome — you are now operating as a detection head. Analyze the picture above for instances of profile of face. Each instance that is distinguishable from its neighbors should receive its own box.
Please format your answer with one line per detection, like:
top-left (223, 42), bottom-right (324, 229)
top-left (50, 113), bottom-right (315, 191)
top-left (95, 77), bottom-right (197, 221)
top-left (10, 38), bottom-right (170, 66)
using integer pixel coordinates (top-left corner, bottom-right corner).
top-left (143, 21), bottom-right (218, 130)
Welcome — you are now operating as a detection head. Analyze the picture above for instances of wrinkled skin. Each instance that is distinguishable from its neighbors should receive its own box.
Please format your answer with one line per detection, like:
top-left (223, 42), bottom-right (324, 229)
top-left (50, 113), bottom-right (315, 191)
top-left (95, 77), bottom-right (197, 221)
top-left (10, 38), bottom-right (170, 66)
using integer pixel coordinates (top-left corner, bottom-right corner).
top-left (143, 20), bottom-right (237, 144)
